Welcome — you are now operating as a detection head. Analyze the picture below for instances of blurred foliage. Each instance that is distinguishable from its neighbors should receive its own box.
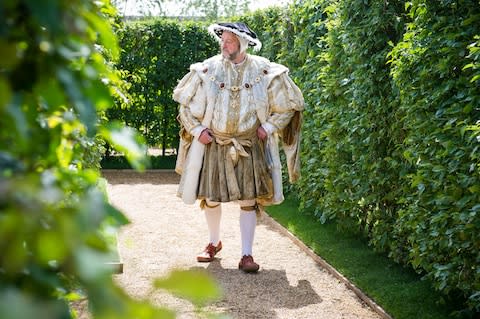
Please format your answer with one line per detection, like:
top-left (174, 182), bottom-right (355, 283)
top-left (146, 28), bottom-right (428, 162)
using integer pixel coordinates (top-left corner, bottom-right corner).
top-left (0, 0), bottom-right (220, 318)
top-left (154, 269), bottom-right (221, 307)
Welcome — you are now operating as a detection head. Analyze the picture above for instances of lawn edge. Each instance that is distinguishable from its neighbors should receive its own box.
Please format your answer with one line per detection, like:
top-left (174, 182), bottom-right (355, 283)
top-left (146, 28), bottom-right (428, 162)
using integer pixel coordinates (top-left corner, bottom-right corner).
top-left (260, 211), bottom-right (393, 319)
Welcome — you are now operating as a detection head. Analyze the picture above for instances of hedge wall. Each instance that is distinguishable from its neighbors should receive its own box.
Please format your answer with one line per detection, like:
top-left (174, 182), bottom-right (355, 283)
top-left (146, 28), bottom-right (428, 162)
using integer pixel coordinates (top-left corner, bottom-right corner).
top-left (244, 0), bottom-right (479, 313)
top-left (110, 20), bottom-right (218, 155)
top-left (388, 0), bottom-right (480, 311)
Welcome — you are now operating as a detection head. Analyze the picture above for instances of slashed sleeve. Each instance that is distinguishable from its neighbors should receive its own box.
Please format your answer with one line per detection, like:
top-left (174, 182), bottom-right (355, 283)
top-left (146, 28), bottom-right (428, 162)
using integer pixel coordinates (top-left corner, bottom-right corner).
top-left (266, 70), bottom-right (304, 183)
top-left (173, 68), bottom-right (207, 137)
top-left (265, 72), bottom-right (304, 133)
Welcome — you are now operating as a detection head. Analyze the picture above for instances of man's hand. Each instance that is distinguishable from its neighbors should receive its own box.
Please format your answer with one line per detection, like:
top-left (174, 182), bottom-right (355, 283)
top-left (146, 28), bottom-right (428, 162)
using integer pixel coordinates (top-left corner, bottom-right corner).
top-left (199, 128), bottom-right (213, 144)
top-left (257, 126), bottom-right (268, 140)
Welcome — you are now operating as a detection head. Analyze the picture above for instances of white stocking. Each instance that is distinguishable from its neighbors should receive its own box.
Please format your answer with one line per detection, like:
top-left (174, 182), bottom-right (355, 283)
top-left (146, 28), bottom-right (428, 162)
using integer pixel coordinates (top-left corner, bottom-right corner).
top-left (204, 201), bottom-right (222, 246)
top-left (239, 209), bottom-right (256, 256)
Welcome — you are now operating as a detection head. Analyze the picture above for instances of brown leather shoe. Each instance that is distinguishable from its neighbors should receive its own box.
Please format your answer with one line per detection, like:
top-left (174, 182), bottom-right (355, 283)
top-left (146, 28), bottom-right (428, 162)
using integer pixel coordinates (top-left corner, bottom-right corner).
top-left (238, 255), bottom-right (259, 273)
top-left (196, 241), bottom-right (222, 262)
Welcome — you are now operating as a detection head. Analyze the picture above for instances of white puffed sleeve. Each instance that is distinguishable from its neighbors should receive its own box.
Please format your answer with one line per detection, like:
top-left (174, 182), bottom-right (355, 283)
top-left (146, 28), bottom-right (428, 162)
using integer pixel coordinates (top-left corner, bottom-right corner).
top-left (173, 69), bottom-right (207, 136)
top-left (265, 70), bottom-right (304, 183)
top-left (266, 73), bottom-right (304, 133)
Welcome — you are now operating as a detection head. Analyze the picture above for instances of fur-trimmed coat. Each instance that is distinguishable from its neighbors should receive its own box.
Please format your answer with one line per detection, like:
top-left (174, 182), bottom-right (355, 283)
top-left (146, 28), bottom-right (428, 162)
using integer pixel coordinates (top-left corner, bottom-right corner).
top-left (173, 54), bottom-right (304, 205)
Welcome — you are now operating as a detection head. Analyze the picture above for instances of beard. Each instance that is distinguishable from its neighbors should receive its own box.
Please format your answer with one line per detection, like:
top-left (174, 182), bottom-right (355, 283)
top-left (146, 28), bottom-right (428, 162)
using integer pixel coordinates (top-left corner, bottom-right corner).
top-left (223, 49), bottom-right (240, 61)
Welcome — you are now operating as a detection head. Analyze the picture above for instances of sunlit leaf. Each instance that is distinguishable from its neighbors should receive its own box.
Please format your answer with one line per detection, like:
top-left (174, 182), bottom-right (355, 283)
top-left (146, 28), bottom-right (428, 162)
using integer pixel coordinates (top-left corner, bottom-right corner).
top-left (83, 11), bottom-right (119, 59)
top-left (100, 122), bottom-right (148, 171)
top-left (56, 138), bottom-right (73, 168)
top-left (154, 269), bottom-right (221, 306)
top-left (36, 231), bottom-right (68, 266)
top-left (0, 41), bottom-right (20, 70)
top-left (0, 76), bottom-right (12, 110)
top-left (125, 300), bottom-right (175, 319)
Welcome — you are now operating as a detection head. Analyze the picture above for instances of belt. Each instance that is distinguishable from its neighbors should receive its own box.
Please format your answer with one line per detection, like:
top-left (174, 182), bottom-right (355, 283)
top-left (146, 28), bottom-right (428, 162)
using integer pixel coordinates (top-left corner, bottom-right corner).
top-left (212, 128), bottom-right (257, 165)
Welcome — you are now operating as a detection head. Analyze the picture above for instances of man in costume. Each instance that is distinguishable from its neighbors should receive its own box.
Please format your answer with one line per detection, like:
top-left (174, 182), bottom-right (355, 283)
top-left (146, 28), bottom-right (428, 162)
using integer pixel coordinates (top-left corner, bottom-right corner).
top-left (173, 22), bottom-right (304, 273)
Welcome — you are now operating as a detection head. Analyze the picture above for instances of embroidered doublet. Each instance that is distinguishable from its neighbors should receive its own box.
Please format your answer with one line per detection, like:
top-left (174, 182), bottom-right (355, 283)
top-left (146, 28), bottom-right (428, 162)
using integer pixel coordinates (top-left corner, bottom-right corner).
top-left (173, 54), bottom-right (304, 205)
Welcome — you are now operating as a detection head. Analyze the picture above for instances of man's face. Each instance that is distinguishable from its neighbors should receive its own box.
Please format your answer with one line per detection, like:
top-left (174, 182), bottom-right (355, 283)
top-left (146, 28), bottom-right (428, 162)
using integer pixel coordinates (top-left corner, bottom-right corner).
top-left (221, 31), bottom-right (241, 61)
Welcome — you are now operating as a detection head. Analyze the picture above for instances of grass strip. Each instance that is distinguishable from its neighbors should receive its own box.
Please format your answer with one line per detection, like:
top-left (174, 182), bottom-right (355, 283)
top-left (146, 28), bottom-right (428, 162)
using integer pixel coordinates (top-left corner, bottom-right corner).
top-left (265, 197), bottom-right (460, 319)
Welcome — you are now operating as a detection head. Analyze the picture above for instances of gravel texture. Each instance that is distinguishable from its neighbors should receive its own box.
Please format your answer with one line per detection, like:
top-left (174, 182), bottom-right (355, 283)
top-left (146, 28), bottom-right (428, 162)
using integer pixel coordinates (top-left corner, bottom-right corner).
top-left (95, 170), bottom-right (385, 319)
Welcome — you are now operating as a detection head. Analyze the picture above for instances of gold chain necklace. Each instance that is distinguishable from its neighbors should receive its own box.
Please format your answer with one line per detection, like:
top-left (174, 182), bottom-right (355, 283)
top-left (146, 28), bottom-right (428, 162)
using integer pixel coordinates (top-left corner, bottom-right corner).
top-left (201, 66), bottom-right (269, 92)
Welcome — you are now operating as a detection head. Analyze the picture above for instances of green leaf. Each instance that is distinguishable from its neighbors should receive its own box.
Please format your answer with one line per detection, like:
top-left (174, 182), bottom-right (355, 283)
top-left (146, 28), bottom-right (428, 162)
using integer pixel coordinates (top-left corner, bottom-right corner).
top-left (468, 184), bottom-right (480, 194)
top-left (83, 11), bottom-right (119, 59)
top-left (35, 231), bottom-right (68, 266)
top-left (6, 96), bottom-right (29, 144)
top-left (0, 289), bottom-right (69, 319)
top-left (0, 76), bottom-right (12, 109)
top-left (470, 74), bottom-right (480, 82)
top-left (0, 41), bottom-right (20, 70)
top-left (100, 122), bottom-right (148, 171)
top-left (34, 77), bottom-right (66, 111)
top-left (105, 203), bottom-right (130, 226)
top-left (24, 0), bottom-right (61, 32)
top-left (56, 67), bottom-right (97, 135)
top-left (154, 269), bottom-right (221, 306)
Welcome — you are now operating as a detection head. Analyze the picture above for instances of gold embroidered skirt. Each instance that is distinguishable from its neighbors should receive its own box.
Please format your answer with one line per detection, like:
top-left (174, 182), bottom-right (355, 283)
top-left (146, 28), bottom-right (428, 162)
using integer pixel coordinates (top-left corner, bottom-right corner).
top-left (197, 136), bottom-right (273, 203)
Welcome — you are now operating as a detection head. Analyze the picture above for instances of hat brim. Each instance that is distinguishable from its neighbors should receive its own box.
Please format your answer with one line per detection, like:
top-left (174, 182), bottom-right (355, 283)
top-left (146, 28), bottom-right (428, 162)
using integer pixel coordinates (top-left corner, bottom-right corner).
top-left (208, 23), bottom-right (262, 52)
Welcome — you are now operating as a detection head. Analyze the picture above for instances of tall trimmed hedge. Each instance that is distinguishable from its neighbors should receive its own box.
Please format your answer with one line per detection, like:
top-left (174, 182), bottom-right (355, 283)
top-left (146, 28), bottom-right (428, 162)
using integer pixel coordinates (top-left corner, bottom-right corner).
top-left (109, 20), bottom-right (218, 154)
top-left (388, 1), bottom-right (480, 311)
top-left (243, 0), bottom-right (479, 313)
top-left (309, 0), bottom-right (407, 251)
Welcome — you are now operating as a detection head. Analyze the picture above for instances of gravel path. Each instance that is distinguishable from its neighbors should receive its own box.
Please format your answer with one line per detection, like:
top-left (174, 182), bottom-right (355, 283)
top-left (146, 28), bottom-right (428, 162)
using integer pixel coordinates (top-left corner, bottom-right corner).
top-left (103, 170), bottom-right (387, 319)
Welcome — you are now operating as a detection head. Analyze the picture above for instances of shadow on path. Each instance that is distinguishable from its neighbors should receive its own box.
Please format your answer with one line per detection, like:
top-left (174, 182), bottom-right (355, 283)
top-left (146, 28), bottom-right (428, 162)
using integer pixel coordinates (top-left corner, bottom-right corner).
top-left (106, 170), bottom-right (384, 319)
top-left (190, 260), bottom-right (322, 318)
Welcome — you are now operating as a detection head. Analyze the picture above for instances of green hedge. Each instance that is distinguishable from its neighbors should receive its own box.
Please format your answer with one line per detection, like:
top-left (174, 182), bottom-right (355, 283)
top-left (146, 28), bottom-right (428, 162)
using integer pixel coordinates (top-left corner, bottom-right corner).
top-left (101, 155), bottom-right (176, 169)
top-left (242, 0), bottom-right (479, 313)
top-left (109, 20), bottom-right (218, 154)
top-left (388, 1), bottom-right (480, 312)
